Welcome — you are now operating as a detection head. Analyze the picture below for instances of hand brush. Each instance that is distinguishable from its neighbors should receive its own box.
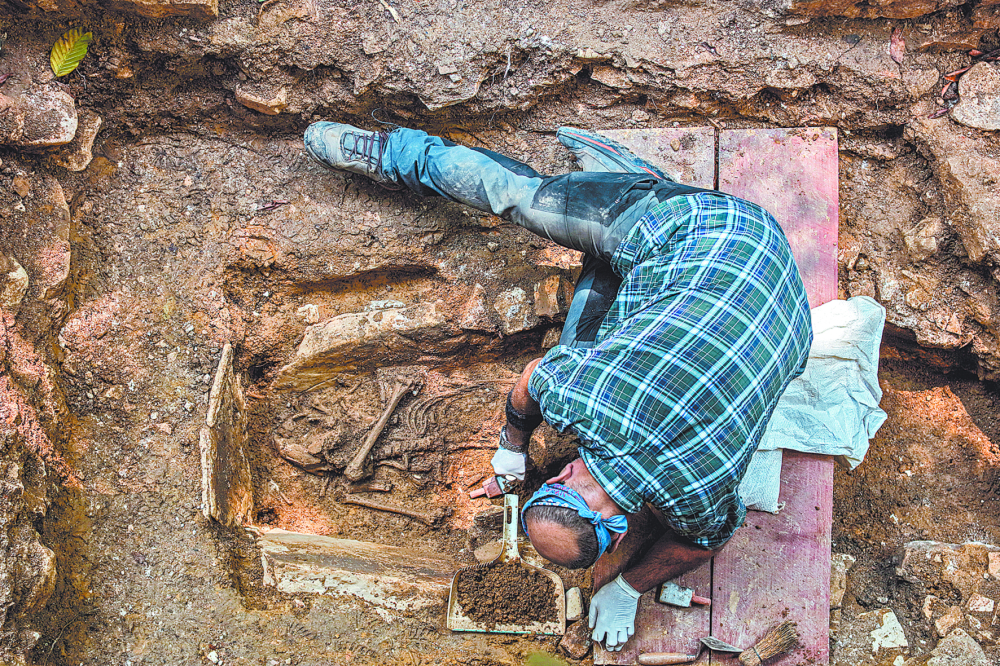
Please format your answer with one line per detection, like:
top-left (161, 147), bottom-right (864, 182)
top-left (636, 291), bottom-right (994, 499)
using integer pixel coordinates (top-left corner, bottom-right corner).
top-left (737, 621), bottom-right (799, 665)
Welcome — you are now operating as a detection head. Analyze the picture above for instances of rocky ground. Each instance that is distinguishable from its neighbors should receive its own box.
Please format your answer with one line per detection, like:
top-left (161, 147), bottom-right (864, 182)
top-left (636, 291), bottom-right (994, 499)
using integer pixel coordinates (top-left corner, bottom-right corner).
top-left (1, 0), bottom-right (999, 665)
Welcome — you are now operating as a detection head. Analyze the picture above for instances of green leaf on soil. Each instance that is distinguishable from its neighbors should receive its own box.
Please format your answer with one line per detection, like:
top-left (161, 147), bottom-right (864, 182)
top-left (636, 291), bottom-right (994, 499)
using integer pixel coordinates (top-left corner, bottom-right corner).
top-left (50, 28), bottom-right (93, 77)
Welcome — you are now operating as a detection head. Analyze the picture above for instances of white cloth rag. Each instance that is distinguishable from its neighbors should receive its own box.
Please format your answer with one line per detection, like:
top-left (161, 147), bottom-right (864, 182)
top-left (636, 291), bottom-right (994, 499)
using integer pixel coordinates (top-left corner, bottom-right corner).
top-left (738, 296), bottom-right (888, 513)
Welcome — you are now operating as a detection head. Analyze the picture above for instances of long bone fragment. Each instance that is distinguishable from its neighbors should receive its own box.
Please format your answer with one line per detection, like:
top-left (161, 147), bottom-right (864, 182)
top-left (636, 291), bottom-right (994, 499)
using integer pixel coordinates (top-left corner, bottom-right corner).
top-left (344, 370), bottom-right (423, 481)
top-left (341, 494), bottom-right (446, 525)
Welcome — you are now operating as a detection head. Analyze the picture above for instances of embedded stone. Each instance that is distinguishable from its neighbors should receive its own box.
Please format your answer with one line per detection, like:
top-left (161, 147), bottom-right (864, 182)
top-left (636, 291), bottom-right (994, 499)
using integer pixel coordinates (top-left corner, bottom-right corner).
top-left (921, 629), bottom-right (990, 666)
top-left (0, 86), bottom-right (77, 148)
top-left (534, 275), bottom-right (564, 318)
top-left (258, 528), bottom-right (453, 613)
top-left (52, 110), bottom-right (102, 172)
top-left (200, 343), bottom-right (254, 527)
top-left (903, 66), bottom-right (943, 98)
top-left (0, 255), bottom-right (29, 313)
top-left (565, 586), bottom-right (584, 622)
top-left (297, 303), bottom-right (320, 324)
top-left (909, 107), bottom-right (1000, 265)
top-left (473, 541), bottom-right (502, 564)
top-left (967, 594), bottom-right (994, 613)
top-left (235, 85), bottom-right (289, 115)
top-left (833, 608), bottom-right (908, 665)
top-left (902, 217), bottom-right (944, 262)
top-left (0, 171), bottom-right (71, 306)
top-left (591, 65), bottom-right (631, 89)
top-left (952, 63), bottom-right (1000, 132)
top-left (831, 552), bottom-right (856, 609)
top-left (493, 287), bottom-right (537, 335)
top-left (558, 620), bottom-right (592, 660)
top-left (870, 608), bottom-right (908, 652)
top-left (11, 177), bottom-right (30, 198)
top-left (935, 606), bottom-right (963, 638)
top-left (275, 301), bottom-right (462, 390)
top-left (459, 283), bottom-right (496, 332)
top-left (897, 541), bottom-right (1000, 591)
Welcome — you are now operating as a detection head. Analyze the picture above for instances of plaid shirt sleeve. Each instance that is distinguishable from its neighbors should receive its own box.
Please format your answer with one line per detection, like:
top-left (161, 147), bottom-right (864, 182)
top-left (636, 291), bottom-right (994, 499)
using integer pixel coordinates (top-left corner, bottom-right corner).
top-left (529, 192), bottom-right (812, 549)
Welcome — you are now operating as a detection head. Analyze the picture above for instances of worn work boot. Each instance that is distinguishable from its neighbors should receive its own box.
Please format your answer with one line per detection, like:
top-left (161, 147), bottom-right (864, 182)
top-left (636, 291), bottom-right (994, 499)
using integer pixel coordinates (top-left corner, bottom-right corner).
top-left (556, 126), bottom-right (673, 181)
top-left (304, 121), bottom-right (398, 185)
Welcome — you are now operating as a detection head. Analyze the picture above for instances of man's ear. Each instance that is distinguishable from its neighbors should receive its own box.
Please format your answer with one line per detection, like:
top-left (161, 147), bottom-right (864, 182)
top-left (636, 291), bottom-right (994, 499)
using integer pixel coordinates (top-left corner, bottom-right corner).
top-left (545, 467), bottom-right (572, 485)
top-left (609, 529), bottom-right (628, 553)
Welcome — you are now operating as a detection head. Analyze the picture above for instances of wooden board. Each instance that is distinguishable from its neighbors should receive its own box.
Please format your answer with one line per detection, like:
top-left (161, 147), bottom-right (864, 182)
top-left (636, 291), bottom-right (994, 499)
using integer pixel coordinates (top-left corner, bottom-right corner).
top-left (593, 508), bottom-right (711, 664)
top-left (712, 127), bottom-right (838, 666)
top-left (710, 452), bottom-right (833, 665)
top-left (593, 128), bottom-right (716, 665)
top-left (603, 128), bottom-right (716, 189)
top-left (593, 127), bottom-right (839, 666)
top-left (717, 128), bottom-right (839, 309)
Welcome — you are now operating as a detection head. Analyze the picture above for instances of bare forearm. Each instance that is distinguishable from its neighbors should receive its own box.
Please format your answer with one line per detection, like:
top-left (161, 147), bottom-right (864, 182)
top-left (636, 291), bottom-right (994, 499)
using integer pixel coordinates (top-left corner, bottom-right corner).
top-left (620, 532), bottom-right (719, 594)
top-left (505, 358), bottom-right (542, 449)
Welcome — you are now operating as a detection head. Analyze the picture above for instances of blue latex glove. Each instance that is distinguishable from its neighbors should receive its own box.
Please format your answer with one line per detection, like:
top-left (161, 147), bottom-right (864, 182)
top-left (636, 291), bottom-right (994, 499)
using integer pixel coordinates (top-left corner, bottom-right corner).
top-left (490, 447), bottom-right (527, 481)
top-left (589, 574), bottom-right (641, 651)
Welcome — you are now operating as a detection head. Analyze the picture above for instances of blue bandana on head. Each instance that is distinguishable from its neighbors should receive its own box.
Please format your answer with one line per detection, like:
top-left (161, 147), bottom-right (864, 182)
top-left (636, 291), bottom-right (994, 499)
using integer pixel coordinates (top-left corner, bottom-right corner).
top-left (521, 483), bottom-right (629, 556)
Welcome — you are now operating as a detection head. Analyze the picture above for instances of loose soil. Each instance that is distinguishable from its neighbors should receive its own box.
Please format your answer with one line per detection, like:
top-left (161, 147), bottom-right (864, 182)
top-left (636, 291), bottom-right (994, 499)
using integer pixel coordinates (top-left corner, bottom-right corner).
top-left (456, 561), bottom-right (559, 628)
top-left (833, 348), bottom-right (1000, 659)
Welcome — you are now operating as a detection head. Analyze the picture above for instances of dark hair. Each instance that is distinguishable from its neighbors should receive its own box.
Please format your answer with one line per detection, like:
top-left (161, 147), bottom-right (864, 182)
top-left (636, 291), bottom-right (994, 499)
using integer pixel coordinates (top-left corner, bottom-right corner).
top-left (524, 504), bottom-right (600, 569)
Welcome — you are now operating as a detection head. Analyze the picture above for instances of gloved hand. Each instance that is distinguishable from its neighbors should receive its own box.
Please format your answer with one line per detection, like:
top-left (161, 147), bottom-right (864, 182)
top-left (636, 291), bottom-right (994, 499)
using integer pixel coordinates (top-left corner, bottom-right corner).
top-left (491, 447), bottom-right (527, 481)
top-left (589, 574), bottom-right (641, 651)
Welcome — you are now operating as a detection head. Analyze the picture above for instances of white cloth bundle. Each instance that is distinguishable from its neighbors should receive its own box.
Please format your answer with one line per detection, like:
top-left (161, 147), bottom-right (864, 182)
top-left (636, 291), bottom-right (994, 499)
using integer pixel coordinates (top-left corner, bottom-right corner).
top-left (739, 296), bottom-right (888, 513)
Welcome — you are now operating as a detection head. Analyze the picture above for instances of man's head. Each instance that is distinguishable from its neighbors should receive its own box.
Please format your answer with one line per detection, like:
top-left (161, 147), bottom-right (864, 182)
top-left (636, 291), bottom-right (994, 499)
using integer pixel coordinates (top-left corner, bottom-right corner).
top-left (524, 503), bottom-right (600, 569)
top-left (521, 458), bottom-right (628, 569)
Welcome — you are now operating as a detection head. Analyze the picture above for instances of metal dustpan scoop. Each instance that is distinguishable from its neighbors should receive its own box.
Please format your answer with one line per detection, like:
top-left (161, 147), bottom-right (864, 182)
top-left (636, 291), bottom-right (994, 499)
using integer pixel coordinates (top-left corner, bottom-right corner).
top-left (446, 493), bottom-right (565, 635)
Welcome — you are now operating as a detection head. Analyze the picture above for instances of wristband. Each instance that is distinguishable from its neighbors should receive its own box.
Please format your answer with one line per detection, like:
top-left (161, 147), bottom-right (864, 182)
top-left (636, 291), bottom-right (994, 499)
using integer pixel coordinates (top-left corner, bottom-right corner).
top-left (498, 426), bottom-right (527, 454)
top-left (506, 392), bottom-right (543, 433)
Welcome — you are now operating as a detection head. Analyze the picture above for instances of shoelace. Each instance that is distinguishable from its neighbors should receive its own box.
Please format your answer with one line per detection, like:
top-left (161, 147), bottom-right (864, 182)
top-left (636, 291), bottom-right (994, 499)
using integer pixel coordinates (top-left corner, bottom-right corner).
top-left (341, 130), bottom-right (390, 176)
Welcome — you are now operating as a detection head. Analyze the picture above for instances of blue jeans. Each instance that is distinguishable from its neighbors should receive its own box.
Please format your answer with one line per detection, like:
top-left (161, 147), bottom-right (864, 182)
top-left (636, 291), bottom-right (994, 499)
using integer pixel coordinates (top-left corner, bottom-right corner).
top-left (380, 129), bottom-right (698, 347)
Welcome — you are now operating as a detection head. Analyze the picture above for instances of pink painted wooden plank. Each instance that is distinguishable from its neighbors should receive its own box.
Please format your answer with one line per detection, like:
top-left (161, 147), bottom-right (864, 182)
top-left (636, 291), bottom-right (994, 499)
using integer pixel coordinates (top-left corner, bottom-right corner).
top-left (717, 127), bottom-right (839, 309)
top-left (710, 452), bottom-right (834, 666)
top-left (712, 127), bottom-right (839, 666)
top-left (591, 507), bottom-right (710, 664)
top-left (594, 127), bottom-right (838, 665)
top-left (593, 564), bottom-right (712, 665)
top-left (593, 128), bottom-right (716, 666)
top-left (603, 128), bottom-right (716, 188)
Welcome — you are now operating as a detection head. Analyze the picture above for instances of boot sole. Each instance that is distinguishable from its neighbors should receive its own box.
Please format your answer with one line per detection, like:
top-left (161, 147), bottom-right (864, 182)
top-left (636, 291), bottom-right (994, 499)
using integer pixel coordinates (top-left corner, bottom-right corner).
top-left (557, 128), bottom-right (667, 179)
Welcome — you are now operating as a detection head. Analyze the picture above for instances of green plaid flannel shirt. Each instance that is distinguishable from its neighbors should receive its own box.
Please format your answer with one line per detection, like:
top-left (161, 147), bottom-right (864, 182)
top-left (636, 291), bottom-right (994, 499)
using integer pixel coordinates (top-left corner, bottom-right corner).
top-left (528, 192), bottom-right (812, 549)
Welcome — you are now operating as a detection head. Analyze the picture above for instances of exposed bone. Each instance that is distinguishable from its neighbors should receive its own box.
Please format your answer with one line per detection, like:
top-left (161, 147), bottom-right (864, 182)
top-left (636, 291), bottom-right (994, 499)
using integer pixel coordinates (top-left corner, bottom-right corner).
top-left (341, 494), bottom-right (447, 525)
top-left (268, 479), bottom-right (293, 506)
top-left (276, 437), bottom-right (335, 473)
top-left (377, 459), bottom-right (435, 474)
top-left (344, 371), bottom-right (424, 481)
top-left (349, 480), bottom-right (394, 493)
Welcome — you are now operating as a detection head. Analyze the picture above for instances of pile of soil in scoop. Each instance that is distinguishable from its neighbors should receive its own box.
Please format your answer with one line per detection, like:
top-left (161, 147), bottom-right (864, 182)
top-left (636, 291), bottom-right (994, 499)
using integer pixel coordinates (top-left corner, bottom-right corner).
top-left (456, 561), bottom-right (558, 627)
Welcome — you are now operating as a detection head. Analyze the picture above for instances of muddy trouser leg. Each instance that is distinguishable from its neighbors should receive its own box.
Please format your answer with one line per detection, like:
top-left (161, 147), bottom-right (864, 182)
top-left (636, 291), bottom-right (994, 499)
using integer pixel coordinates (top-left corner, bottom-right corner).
top-left (382, 128), bottom-right (665, 263)
top-left (382, 129), bottom-right (663, 347)
top-left (558, 255), bottom-right (622, 348)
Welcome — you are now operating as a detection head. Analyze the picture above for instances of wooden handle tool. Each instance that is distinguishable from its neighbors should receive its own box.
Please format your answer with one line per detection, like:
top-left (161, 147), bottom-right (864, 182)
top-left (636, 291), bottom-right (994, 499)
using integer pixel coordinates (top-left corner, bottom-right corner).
top-left (636, 653), bottom-right (698, 665)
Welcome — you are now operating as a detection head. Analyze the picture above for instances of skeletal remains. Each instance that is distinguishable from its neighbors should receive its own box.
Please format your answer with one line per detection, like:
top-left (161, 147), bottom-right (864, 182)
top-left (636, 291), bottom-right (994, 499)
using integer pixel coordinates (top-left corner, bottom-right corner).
top-left (341, 493), bottom-right (448, 525)
top-left (344, 369), bottom-right (425, 481)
